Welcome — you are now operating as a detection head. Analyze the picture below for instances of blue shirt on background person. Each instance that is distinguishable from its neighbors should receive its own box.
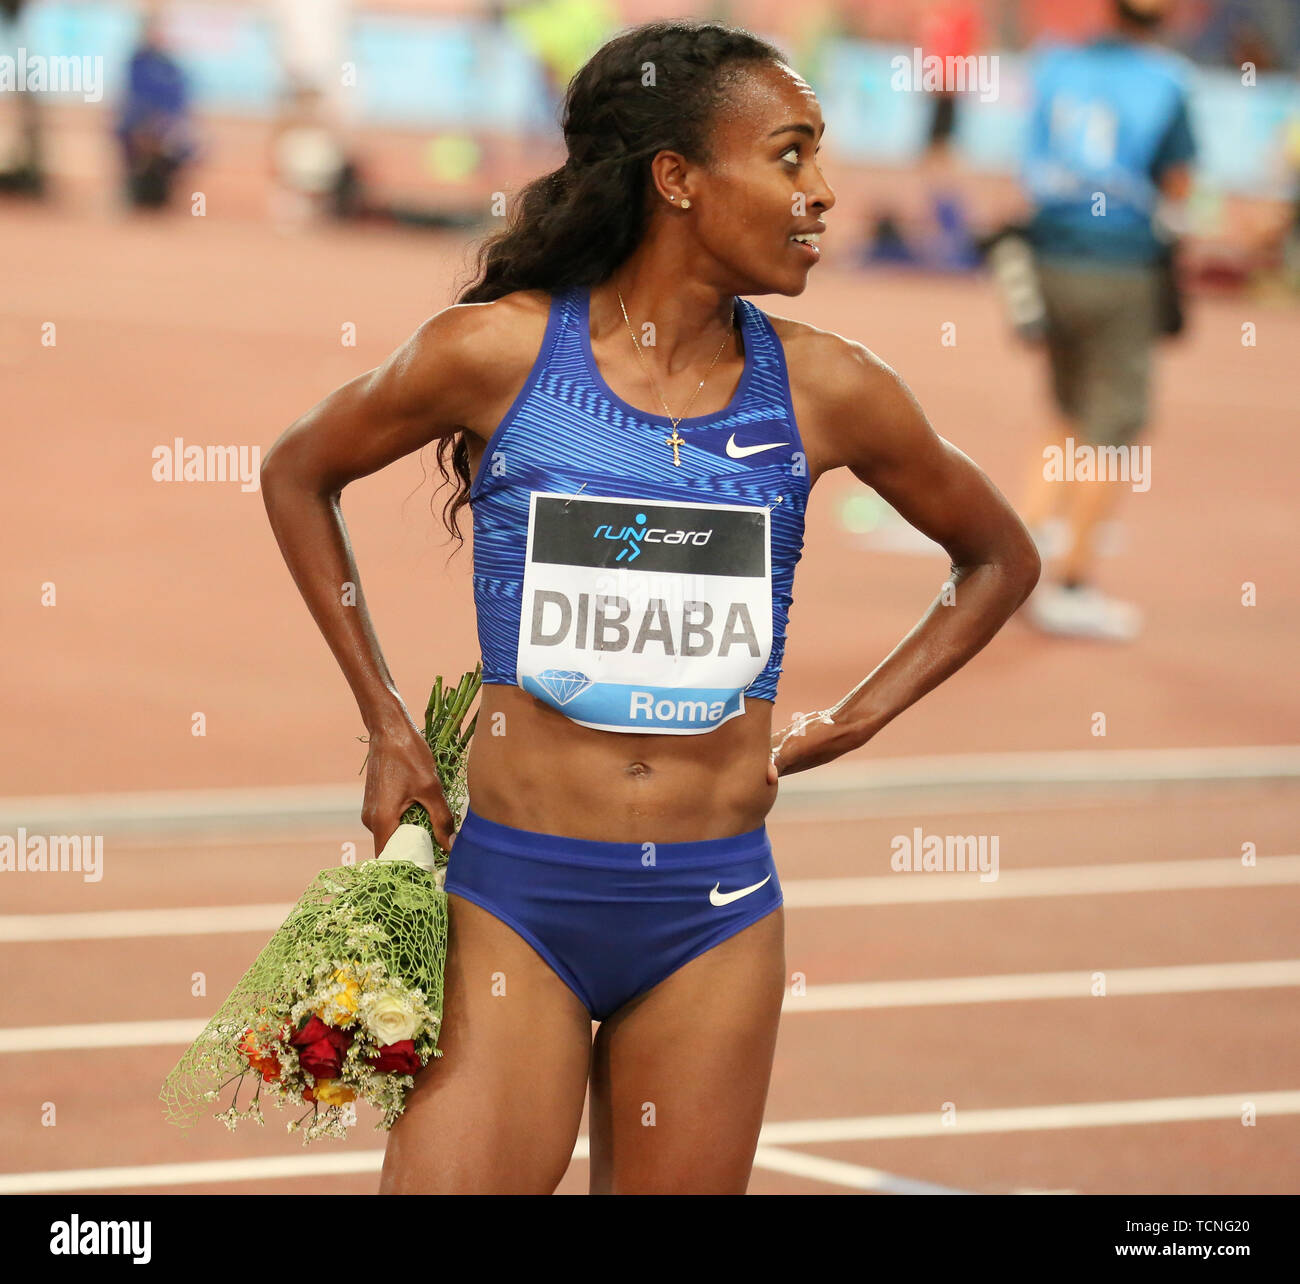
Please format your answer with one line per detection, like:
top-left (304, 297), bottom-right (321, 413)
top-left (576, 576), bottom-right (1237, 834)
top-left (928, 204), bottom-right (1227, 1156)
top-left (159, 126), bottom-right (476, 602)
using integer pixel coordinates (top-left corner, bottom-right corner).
top-left (116, 37), bottom-right (194, 164)
top-left (1022, 33), bottom-right (1196, 267)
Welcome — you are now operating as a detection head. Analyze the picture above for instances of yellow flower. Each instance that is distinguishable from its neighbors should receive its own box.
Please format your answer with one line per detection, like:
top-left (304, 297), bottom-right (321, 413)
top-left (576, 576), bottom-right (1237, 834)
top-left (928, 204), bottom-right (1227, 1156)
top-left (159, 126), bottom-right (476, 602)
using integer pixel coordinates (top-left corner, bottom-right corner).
top-left (313, 1079), bottom-right (356, 1106)
top-left (313, 967), bottom-right (363, 1027)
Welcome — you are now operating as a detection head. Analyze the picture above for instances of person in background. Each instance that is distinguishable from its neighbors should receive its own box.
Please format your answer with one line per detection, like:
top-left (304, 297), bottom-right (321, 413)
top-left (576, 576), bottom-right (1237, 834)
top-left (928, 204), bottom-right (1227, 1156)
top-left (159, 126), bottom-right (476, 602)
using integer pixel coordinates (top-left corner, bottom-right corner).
top-left (267, 0), bottom-right (353, 228)
top-left (917, 0), bottom-right (983, 271)
top-left (115, 12), bottom-right (195, 209)
top-left (0, 0), bottom-right (45, 196)
top-left (918, 0), bottom-right (980, 168)
top-left (269, 82), bottom-right (352, 226)
top-left (1016, 0), bottom-right (1196, 641)
top-left (1282, 104), bottom-right (1300, 292)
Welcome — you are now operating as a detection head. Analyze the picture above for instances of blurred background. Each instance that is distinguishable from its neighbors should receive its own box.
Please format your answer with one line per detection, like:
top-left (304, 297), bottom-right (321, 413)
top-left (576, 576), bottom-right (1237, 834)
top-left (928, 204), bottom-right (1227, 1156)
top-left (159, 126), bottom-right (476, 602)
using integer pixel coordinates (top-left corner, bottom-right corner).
top-left (1, 0), bottom-right (1297, 1197)
top-left (3, 0), bottom-right (1300, 276)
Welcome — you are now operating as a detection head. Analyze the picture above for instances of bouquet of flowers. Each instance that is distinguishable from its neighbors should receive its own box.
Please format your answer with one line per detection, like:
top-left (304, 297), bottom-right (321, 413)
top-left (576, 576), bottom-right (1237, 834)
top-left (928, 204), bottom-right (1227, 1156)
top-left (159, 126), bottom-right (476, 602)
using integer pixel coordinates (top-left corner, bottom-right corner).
top-left (158, 664), bottom-right (481, 1144)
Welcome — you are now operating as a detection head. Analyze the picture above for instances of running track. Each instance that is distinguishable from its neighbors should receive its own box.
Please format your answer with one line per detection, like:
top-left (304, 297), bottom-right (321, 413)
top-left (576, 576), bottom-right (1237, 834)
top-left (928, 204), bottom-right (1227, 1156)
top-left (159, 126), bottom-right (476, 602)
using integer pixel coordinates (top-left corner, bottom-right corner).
top-left (2, 200), bottom-right (1297, 1194)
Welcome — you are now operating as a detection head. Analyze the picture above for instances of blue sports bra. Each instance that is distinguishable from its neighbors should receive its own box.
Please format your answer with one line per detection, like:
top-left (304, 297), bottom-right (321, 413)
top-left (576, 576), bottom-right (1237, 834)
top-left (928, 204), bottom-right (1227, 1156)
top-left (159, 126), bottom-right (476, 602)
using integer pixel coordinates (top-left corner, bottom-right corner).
top-left (469, 284), bottom-right (809, 735)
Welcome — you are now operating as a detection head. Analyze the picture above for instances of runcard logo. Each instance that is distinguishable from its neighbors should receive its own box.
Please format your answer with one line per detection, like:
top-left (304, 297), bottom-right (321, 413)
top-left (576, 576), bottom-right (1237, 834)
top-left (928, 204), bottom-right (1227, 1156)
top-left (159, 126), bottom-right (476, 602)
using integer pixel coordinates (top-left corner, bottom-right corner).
top-left (50, 1216), bottom-right (151, 1263)
top-left (590, 513), bottom-right (714, 564)
top-left (535, 494), bottom-right (763, 576)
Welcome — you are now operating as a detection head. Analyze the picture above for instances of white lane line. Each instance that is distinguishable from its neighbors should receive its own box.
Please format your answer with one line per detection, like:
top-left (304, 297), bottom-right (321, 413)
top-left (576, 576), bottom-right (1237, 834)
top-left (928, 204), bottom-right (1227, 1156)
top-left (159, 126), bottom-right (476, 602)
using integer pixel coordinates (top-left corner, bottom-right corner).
top-left (785, 960), bottom-right (1300, 1011)
top-left (5, 959), bottom-right (1298, 1052)
top-left (750, 1147), bottom-right (972, 1194)
top-left (0, 1145), bottom-right (952, 1195)
top-left (0, 1019), bottom-right (205, 1052)
top-left (5, 854), bottom-right (1296, 942)
top-left (782, 855), bottom-right (1300, 907)
top-left (756, 1091), bottom-right (1300, 1145)
top-left (0, 1152), bottom-right (385, 1194)
top-left (3, 745), bottom-right (1296, 834)
top-left (3, 1091), bottom-right (1296, 1193)
top-left (0, 903), bottom-right (296, 941)
top-left (0, 784), bottom-right (355, 836)
top-left (782, 745), bottom-right (1300, 792)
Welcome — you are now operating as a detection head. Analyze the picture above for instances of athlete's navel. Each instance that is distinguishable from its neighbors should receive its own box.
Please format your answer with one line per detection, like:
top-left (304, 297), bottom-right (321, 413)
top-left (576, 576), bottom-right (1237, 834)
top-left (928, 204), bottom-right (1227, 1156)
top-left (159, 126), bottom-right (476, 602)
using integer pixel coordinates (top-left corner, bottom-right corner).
top-left (624, 761), bottom-right (653, 779)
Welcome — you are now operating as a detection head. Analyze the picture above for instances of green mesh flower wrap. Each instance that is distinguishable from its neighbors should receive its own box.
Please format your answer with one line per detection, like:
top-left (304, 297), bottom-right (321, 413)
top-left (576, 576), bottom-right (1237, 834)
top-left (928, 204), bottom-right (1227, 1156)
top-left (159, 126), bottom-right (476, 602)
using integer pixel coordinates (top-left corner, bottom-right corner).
top-left (158, 665), bottom-right (480, 1144)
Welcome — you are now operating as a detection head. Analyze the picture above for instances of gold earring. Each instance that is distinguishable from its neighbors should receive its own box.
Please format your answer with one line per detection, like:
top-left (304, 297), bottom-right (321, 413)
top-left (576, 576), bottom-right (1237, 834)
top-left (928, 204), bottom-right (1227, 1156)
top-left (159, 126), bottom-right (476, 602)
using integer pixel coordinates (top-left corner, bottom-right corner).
top-left (680, 198), bottom-right (691, 210)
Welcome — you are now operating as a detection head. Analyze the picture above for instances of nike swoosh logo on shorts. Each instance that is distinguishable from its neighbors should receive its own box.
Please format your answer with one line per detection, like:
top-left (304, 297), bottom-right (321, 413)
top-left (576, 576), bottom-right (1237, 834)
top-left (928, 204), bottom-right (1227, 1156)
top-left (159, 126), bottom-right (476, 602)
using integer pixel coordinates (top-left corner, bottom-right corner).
top-left (709, 873), bottom-right (772, 906)
top-left (725, 434), bottom-right (783, 459)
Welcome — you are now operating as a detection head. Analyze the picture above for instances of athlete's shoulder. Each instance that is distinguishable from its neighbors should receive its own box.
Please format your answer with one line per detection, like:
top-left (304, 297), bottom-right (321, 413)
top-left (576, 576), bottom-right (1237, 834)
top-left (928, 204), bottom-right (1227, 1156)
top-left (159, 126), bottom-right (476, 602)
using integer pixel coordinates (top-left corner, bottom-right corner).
top-left (758, 309), bottom-right (924, 475)
top-left (411, 288), bottom-right (553, 369)
top-left (761, 309), bottom-right (904, 412)
top-left (396, 289), bottom-right (556, 436)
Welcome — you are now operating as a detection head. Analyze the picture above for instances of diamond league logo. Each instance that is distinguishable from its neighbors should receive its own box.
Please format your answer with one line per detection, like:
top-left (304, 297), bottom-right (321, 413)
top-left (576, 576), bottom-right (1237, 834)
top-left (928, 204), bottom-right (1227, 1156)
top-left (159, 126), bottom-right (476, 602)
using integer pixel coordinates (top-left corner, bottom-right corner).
top-left (535, 669), bottom-right (594, 706)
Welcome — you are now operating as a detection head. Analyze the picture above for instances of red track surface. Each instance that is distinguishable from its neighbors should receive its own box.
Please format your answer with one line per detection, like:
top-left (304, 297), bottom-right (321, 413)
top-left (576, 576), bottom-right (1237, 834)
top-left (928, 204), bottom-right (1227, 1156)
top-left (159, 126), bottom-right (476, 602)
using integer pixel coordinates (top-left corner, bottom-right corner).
top-left (2, 198), bottom-right (1297, 1194)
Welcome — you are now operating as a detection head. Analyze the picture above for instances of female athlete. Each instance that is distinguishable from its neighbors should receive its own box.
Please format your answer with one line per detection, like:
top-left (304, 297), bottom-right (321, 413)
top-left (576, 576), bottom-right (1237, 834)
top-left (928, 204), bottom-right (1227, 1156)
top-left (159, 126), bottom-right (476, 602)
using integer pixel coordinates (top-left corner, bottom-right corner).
top-left (260, 20), bottom-right (1040, 1194)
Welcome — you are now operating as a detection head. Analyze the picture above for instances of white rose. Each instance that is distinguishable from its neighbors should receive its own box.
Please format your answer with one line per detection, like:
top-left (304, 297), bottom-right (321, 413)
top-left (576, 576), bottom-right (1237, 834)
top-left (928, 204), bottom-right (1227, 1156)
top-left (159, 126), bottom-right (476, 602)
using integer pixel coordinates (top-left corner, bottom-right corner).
top-left (362, 989), bottom-right (420, 1046)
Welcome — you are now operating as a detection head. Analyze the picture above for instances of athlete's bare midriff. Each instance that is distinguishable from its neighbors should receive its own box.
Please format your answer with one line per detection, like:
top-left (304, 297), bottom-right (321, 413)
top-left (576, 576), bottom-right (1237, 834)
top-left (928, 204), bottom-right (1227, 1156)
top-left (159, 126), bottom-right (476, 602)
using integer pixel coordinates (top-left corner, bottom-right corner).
top-left (464, 682), bottom-right (779, 841)
top-left (451, 289), bottom-right (820, 844)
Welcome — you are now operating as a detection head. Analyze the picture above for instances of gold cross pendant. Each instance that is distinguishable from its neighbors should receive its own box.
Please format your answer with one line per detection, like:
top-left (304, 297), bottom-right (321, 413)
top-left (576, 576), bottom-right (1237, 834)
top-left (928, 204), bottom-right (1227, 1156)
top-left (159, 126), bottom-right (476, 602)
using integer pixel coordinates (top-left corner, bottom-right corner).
top-left (664, 427), bottom-right (686, 467)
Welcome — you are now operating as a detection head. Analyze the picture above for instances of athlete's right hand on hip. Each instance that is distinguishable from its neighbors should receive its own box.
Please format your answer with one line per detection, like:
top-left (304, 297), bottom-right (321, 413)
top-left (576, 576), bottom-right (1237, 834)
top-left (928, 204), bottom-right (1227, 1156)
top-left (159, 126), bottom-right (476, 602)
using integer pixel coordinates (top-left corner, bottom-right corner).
top-left (361, 718), bottom-right (457, 857)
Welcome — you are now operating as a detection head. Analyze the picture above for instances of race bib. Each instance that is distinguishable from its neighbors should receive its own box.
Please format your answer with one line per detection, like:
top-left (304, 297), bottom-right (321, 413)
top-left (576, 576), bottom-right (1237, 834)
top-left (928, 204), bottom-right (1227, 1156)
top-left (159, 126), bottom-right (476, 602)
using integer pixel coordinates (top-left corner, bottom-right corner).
top-left (517, 492), bottom-right (773, 733)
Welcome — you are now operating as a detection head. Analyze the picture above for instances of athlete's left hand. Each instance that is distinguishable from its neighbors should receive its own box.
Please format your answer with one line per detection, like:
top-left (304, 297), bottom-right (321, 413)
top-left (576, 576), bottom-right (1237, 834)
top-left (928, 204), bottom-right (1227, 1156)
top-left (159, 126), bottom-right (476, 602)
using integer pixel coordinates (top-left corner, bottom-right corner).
top-left (770, 708), bottom-right (864, 777)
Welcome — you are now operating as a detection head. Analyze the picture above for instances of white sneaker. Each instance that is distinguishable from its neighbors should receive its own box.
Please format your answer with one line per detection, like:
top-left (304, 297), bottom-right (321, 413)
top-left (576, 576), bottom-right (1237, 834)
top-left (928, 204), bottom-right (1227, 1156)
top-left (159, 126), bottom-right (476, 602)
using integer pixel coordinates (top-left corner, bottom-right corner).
top-left (1026, 583), bottom-right (1141, 641)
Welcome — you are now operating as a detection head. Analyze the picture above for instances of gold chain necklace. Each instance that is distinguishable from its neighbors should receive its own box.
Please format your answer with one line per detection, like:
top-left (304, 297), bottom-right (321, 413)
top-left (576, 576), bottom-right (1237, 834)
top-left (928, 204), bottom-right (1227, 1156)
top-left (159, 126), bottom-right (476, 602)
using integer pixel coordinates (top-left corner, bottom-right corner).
top-left (616, 287), bottom-right (734, 467)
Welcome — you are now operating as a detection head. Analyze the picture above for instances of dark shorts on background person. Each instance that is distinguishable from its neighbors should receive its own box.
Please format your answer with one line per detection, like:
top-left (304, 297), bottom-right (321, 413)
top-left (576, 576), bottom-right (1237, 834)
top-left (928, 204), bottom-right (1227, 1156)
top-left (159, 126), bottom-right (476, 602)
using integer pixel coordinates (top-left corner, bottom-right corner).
top-left (1037, 258), bottom-right (1160, 447)
top-left (927, 92), bottom-right (957, 147)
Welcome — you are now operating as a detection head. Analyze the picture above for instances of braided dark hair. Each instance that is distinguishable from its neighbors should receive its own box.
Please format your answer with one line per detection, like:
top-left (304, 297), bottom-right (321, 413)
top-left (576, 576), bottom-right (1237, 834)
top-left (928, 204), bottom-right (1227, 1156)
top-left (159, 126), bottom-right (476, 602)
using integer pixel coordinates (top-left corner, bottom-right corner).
top-left (430, 19), bottom-right (787, 549)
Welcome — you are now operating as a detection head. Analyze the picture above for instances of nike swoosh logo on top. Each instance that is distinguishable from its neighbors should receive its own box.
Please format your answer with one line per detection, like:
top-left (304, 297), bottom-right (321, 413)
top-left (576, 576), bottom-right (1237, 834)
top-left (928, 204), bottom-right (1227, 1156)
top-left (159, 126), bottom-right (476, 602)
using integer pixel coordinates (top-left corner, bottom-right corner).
top-left (709, 873), bottom-right (773, 906)
top-left (725, 434), bottom-right (784, 459)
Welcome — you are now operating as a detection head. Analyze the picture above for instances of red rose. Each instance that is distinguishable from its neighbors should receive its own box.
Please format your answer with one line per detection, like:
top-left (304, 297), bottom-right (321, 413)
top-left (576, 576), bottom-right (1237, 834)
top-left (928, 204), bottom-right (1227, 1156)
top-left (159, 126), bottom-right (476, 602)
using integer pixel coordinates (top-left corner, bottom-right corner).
top-left (365, 1040), bottom-right (421, 1074)
top-left (297, 1043), bottom-right (341, 1080)
top-left (291, 1015), bottom-right (354, 1080)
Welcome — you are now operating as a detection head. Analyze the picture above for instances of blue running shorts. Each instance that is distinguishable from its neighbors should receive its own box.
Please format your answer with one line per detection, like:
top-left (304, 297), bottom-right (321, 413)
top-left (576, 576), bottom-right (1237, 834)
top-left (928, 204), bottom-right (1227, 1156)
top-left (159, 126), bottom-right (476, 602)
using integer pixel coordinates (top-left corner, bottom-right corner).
top-left (444, 807), bottom-right (783, 1022)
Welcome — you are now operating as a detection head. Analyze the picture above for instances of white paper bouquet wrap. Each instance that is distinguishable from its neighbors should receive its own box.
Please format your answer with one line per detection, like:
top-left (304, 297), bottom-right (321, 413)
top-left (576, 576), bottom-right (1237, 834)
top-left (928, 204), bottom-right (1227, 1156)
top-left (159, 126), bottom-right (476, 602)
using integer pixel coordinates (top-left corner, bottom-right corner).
top-left (159, 665), bottom-right (480, 1143)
